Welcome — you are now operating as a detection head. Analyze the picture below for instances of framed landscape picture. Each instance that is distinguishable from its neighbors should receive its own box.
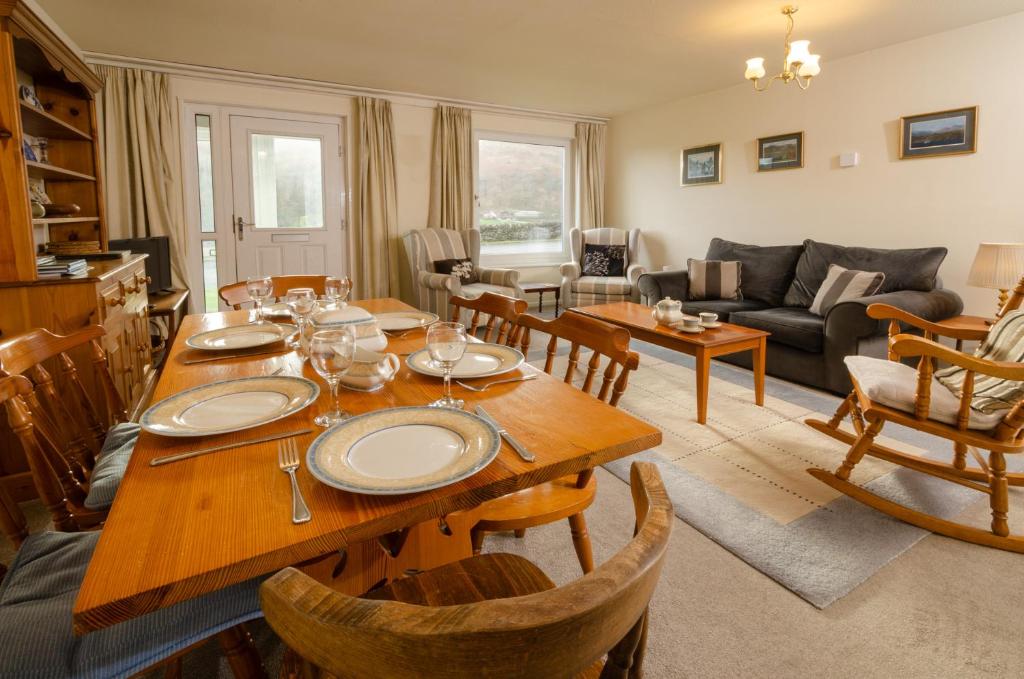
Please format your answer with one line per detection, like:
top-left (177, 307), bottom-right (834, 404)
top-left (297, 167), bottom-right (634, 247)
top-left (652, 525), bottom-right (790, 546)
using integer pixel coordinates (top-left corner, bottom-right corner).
top-left (899, 106), bottom-right (978, 159)
top-left (757, 131), bottom-right (803, 171)
top-left (680, 142), bottom-right (722, 186)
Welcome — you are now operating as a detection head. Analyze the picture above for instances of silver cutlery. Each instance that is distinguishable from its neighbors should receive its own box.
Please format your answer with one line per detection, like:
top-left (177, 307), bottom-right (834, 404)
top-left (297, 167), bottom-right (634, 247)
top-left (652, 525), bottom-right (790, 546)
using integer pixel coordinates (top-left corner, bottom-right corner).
top-left (279, 438), bottom-right (312, 524)
top-left (456, 374), bottom-right (538, 392)
top-left (474, 405), bottom-right (535, 463)
top-left (149, 428), bottom-right (313, 466)
top-left (183, 348), bottom-right (290, 365)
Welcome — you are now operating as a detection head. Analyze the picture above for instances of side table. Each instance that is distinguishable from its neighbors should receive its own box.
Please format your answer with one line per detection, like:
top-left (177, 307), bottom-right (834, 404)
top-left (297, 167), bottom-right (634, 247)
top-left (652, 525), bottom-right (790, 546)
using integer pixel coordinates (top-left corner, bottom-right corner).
top-left (520, 282), bottom-right (561, 316)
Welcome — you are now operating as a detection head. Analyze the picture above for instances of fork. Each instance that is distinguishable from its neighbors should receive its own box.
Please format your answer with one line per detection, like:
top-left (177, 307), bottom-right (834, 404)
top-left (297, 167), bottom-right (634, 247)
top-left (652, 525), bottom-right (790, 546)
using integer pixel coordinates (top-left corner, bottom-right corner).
top-left (278, 439), bottom-right (311, 524)
top-left (456, 374), bottom-right (539, 392)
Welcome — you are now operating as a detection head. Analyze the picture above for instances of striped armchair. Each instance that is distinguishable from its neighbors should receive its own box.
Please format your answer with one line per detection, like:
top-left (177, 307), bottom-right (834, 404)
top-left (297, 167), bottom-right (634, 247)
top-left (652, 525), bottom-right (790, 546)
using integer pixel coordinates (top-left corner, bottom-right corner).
top-left (560, 227), bottom-right (645, 308)
top-left (403, 228), bottom-right (523, 320)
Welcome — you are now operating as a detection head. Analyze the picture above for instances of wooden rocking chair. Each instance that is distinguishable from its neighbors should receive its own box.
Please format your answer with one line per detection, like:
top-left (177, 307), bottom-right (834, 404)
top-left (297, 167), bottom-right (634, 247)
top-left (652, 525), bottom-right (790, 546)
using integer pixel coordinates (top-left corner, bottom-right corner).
top-left (806, 303), bottom-right (1024, 552)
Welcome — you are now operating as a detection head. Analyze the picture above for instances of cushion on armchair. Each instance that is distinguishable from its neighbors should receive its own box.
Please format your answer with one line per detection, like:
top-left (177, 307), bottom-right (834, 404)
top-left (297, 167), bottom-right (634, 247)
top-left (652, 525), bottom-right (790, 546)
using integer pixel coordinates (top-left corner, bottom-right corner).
top-left (433, 258), bottom-right (478, 284)
top-left (572, 276), bottom-right (631, 295)
top-left (581, 244), bottom-right (626, 277)
top-left (935, 310), bottom-right (1024, 415)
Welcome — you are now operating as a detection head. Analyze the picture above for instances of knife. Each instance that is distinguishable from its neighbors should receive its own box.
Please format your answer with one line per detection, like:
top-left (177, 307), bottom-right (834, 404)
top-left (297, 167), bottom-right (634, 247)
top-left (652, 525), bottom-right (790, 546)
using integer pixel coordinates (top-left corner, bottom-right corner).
top-left (474, 405), bottom-right (535, 463)
top-left (149, 428), bottom-right (313, 466)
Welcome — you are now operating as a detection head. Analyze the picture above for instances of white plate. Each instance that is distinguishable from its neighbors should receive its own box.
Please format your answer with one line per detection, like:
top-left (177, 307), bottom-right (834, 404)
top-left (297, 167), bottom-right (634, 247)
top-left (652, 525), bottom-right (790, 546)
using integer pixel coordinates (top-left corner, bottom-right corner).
top-left (373, 311), bottom-right (439, 331)
top-left (307, 407), bottom-right (500, 495)
top-left (671, 322), bottom-right (704, 334)
top-left (701, 321), bottom-right (723, 329)
top-left (405, 343), bottom-right (524, 379)
top-left (141, 376), bottom-right (319, 437)
top-left (311, 306), bottom-right (373, 326)
top-left (186, 323), bottom-right (294, 351)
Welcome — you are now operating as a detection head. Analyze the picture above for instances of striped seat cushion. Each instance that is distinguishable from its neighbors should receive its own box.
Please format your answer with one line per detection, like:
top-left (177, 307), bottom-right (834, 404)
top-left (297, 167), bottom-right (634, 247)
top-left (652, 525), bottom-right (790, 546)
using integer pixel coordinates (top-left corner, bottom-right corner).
top-left (809, 264), bottom-right (885, 316)
top-left (571, 276), bottom-right (631, 295)
top-left (936, 310), bottom-right (1024, 415)
top-left (84, 422), bottom-right (140, 510)
top-left (687, 259), bottom-right (741, 301)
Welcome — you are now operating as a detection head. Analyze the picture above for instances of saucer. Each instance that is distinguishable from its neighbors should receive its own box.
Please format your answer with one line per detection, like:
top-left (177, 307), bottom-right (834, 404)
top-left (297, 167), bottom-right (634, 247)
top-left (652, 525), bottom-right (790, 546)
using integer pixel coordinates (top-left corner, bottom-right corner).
top-left (700, 321), bottom-right (723, 329)
top-left (673, 324), bottom-right (704, 334)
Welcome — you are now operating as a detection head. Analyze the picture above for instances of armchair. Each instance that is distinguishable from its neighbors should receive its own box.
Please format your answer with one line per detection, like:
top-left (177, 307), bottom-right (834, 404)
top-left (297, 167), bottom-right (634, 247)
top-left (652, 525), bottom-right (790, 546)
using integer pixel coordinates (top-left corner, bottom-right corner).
top-left (560, 227), bottom-right (645, 309)
top-left (403, 228), bottom-right (523, 320)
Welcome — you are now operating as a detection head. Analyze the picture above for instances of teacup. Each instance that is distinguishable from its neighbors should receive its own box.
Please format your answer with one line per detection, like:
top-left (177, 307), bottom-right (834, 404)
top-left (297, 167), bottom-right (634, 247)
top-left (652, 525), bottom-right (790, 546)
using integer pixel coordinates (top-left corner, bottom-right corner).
top-left (699, 312), bottom-right (719, 326)
top-left (338, 347), bottom-right (401, 392)
top-left (681, 316), bottom-right (701, 331)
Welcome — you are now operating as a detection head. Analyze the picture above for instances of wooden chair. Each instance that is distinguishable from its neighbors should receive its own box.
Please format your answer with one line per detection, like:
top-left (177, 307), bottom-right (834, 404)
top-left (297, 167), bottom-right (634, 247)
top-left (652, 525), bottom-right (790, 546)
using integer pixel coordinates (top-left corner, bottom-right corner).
top-left (806, 304), bottom-right (1024, 552)
top-left (261, 461), bottom-right (672, 679)
top-left (449, 291), bottom-right (528, 345)
top-left (0, 326), bottom-right (133, 531)
top-left (469, 311), bottom-right (640, 573)
top-left (219, 275), bottom-right (331, 309)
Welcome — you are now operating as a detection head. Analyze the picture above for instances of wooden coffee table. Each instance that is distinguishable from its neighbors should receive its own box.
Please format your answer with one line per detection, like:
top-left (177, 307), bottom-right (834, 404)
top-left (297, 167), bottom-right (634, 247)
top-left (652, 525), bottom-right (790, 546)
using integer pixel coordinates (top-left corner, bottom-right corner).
top-left (570, 301), bottom-right (769, 424)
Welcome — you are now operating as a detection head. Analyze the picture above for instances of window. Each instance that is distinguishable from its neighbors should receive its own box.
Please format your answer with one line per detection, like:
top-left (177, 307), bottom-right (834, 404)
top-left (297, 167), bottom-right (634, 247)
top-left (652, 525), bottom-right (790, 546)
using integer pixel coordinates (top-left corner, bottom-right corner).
top-left (475, 133), bottom-right (571, 265)
top-left (193, 114), bottom-right (219, 312)
top-left (250, 134), bottom-right (324, 228)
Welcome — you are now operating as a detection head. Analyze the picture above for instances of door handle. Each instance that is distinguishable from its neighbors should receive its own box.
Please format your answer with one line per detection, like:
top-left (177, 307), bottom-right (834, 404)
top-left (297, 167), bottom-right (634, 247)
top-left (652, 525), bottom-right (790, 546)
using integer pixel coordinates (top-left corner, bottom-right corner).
top-left (235, 216), bottom-right (254, 241)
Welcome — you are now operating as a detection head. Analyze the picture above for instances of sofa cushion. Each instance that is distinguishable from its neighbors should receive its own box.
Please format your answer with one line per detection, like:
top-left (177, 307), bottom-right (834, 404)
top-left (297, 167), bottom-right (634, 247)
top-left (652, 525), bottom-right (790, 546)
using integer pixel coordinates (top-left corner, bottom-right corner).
top-left (809, 264), bottom-right (885, 316)
top-left (686, 259), bottom-right (741, 301)
top-left (730, 308), bottom-right (825, 353)
top-left (783, 239), bottom-right (948, 307)
top-left (705, 238), bottom-right (804, 307)
top-left (680, 299), bottom-right (768, 321)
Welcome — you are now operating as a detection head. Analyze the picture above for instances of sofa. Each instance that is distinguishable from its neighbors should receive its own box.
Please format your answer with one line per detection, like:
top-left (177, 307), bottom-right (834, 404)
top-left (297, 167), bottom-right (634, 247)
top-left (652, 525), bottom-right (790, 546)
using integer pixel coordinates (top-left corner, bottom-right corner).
top-left (638, 238), bottom-right (963, 394)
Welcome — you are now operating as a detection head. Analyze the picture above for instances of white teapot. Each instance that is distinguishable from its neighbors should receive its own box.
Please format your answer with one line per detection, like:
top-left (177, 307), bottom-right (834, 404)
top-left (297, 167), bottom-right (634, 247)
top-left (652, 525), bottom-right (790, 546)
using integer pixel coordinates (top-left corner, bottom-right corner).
top-left (339, 347), bottom-right (402, 392)
top-left (652, 297), bottom-right (684, 325)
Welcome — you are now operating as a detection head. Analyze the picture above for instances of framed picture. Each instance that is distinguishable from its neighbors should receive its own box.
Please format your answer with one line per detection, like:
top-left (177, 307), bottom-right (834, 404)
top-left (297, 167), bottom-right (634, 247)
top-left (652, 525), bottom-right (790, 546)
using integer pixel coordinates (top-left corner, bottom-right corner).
top-left (680, 142), bottom-right (722, 186)
top-left (757, 131), bottom-right (803, 171)
top-left (899, 106), bottom-right (978, 159)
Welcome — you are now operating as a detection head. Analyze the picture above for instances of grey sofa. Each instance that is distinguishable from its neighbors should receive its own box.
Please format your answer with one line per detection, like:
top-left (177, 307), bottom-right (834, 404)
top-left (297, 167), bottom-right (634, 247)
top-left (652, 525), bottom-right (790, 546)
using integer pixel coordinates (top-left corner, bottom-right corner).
top-left (638, 238), bottom-right (963, 394)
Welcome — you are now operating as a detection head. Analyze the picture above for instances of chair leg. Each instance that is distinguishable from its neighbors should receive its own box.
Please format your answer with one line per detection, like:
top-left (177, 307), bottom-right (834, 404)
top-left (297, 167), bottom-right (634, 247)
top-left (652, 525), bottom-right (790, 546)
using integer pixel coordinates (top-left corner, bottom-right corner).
top-left (836, 418), bottom-right (884, 481)
top-left (953, 442), bottom-right (968, 471)
top-left (217, 624), bottom-right (268, 679)
top-left (470, 527), bottom-right (485, 555)
top-left (990, 451), bottom-right (1010, 538)
top-left (827, 393), bottom-right (854, 429)
top-left (514, 528), bottom-right (526, 538)
top-left (568, 512), bottom-right (595, 574)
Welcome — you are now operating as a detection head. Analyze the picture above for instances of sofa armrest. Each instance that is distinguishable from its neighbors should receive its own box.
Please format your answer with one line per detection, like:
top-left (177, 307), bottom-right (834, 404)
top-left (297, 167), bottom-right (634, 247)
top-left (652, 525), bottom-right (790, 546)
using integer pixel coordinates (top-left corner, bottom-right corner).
top-left (559, 261), bottom-right (581, 280)
top-left (477, 267), bottom-right (520, 289)
top-left (825, 289), bottom-right (965, 340)
top-left (638, 270), bottom-right (689, 305)
top-left (418, 271), bottom-right (457, 292)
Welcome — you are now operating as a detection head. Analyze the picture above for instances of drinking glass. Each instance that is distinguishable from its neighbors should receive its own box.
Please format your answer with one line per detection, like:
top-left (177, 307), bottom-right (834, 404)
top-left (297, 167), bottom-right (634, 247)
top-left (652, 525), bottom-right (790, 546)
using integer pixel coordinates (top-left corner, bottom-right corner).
top-left (426, 322), bottom-right (467, 409)
top-left (246, 275), bottom-right (273, 323)
top-left (285, 288), bottom-right (318, 353)
top-left (309, 328), bottom-right (357, 427)
top-left (324, 276), bottom-right (352, 309)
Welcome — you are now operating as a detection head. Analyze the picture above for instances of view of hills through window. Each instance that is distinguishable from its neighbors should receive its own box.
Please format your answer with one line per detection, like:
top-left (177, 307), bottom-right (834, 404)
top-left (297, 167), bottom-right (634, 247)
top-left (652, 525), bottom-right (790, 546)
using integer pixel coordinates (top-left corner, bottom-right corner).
top-left (477, 139), bottom-right (565, 255)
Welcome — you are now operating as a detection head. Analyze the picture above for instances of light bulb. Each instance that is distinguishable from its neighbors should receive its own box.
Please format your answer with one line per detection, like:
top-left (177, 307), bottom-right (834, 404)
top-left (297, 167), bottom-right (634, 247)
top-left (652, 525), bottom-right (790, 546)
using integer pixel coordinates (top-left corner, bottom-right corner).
top-left (798, 54), bottom-right (821, 78)
top-left (745, 57), bottom-right (766, 80)
top-left (786, 40), bottom-right (811, 68)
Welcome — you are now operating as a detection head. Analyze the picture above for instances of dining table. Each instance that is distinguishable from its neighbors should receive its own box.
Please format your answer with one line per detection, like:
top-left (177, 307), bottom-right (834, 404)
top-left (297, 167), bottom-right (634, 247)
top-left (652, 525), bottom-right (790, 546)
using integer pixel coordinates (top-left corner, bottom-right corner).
top-left (72, 297), bottom-right (662, 634)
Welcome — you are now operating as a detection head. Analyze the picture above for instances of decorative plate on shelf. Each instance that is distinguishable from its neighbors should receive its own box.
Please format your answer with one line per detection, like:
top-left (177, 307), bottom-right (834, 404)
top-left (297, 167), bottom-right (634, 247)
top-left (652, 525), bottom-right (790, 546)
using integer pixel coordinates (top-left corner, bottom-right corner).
top-left (373, 310), bottom-right (439, 331)
top-left (306, 406), bottom-right (500, 495)
top-left (186, 323), bottom-right (294, 351)
top-left (406, 343), bottom-right (524, 379)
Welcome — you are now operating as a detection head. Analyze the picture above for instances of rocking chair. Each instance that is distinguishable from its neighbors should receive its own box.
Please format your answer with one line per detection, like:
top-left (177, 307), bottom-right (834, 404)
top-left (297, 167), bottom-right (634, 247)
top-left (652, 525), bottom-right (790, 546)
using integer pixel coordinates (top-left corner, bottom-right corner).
top-left (806, 303), bottom-right (1024, 553)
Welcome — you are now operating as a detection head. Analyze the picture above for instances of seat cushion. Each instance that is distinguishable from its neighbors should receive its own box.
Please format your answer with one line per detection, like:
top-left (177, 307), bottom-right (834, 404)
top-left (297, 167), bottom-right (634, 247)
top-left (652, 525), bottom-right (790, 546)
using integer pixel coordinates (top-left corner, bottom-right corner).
top-left (730, 308), bottom-right (825, 353)
top-left (0, 531), bottom-right (263, 679)
top-left (680, 299), bottom-right (769, 321)
top-left (461, 282), bottom-right (516, 299)
top-left (571, 276), bottom-right (631, 295)
top-left (846, 356), bottom-right (1007, 430)
top-left (84, 422), bottom-right (141, 510)
top-left (705, 238), bottom-right (804, 307)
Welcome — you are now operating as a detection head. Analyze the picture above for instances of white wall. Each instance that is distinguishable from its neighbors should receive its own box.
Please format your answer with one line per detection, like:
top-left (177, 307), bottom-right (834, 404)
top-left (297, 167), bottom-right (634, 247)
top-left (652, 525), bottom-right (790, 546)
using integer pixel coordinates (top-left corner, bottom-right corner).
top-left (606, 13), bottom-right (1024, 316)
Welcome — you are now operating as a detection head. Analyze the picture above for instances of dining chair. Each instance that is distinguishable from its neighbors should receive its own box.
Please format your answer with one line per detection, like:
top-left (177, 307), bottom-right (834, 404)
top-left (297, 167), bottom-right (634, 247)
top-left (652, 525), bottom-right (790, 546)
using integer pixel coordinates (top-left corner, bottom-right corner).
top-left (449, 291), bottom-right (528, 345)
top-left (0, 326), bottom-right (138, 531)
top-left (261, 461), bottom-right (672, 679)
top-left (468, 311), bottom-right (640, 573)
top-left (219, 275), bottom-right (331, 309)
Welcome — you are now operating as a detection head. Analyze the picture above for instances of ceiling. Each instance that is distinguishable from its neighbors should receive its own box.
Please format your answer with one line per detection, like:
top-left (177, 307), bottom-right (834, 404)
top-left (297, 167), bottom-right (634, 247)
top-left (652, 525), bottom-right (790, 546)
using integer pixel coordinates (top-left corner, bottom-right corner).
top-left (36, 0), bottom-right (1024, 117)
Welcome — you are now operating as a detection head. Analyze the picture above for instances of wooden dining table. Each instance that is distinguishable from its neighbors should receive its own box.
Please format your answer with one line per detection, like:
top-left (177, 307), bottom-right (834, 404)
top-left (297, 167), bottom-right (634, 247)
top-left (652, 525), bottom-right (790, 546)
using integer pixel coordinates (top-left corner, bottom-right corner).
top-left (72, 298), bottom-right (662, 634)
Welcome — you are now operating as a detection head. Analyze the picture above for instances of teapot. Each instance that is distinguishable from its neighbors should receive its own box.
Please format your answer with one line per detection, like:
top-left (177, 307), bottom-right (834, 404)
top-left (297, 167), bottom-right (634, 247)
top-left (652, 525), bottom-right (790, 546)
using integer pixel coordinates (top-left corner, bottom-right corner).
top-left (339, 347), bottom-right (402, 392)
top-left (652, 297), bottom-right (684, 325)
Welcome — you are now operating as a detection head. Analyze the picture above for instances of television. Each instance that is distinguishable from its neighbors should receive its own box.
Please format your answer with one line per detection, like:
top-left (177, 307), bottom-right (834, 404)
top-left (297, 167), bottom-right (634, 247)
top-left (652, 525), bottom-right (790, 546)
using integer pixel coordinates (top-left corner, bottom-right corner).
top-left (108, 236), bottom-right (172, 294)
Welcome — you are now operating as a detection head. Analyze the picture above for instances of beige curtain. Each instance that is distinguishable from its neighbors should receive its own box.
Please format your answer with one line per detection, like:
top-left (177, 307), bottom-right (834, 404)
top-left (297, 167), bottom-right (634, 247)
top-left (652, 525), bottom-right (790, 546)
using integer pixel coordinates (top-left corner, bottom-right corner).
top-left (428, 104), bottom-right (473, 230)
top-left (354, 97), bottom-right (399, 298)
top-left (575, 122), bottom-right (606, 229)
top-left (95, 65), bottom-right (188, 288)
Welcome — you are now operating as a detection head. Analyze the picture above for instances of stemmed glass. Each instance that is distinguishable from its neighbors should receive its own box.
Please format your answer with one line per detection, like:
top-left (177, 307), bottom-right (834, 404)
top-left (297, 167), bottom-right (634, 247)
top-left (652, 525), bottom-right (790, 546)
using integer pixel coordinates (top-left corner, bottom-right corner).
top-left (309, 328), bottom-right (356, 427)
top-left (324, 276), bottom-right (352, 309)
top-left (426, 322), bottom-right (467, 409)
top-left (285, 288), bottom-right (318, 353)
top-left (245, 275), bottom-right (273, 323)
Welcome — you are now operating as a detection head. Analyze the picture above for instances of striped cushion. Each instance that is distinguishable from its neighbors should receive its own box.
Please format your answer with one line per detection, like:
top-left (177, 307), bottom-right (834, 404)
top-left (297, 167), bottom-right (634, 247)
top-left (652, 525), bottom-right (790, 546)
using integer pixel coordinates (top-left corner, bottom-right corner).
top-left (84, 422), bottom-right (140, 510)
top-left (809, 264), bottom-right (885, 316)
top-left (687, 259), bottom-right (742, 301)
top-left (572, 276), bottom-right (631, 295)
top-left (936, 310), bottom-right (1024, 415)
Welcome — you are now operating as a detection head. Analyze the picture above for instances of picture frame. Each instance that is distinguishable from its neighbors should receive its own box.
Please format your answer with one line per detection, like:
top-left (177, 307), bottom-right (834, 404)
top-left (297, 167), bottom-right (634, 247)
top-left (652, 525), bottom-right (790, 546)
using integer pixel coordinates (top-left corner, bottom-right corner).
top-left (680, 142), bottom-right (722, 186)
top-left (757, 131), bottom-right (803, 171)
top-left (899, 106), bottom-right (978, 159)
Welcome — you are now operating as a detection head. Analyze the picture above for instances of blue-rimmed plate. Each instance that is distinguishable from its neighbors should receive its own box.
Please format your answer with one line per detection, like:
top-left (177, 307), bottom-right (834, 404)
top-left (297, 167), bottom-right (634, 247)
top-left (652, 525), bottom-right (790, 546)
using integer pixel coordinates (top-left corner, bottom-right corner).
top-left (406, 343), bottom-right (524, 379)
top-left (186, 323), bottom-right (295, 351)
top-left (307, 406), bottom-right (500, 495)
top-left (141, 375), bottom-right (319, 437)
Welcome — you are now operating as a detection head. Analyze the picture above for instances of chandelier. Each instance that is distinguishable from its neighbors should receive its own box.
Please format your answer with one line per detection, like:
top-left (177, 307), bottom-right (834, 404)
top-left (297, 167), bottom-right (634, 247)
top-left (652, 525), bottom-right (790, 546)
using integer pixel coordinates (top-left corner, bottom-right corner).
top-left (744, 6), bottom-right (821, 91)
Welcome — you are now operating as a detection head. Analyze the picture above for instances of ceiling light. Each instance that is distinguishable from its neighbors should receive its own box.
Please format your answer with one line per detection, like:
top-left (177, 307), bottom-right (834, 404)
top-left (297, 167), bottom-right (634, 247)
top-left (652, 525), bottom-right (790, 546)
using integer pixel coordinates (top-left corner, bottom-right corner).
top-left (745, 6), bottom-right (821, 92)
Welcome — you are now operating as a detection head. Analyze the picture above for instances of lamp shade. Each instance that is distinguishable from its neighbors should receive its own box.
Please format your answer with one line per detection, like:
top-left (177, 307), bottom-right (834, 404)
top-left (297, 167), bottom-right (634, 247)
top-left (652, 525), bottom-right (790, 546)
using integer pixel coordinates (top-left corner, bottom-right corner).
top-left (786, 40), bottom-right (811, 67)
top-left (967, 243), bottom-right (1024, 290)
top-left (799, 54), bottom-right (821, 77)
top-left (745, 57), bottom-right (766, 80)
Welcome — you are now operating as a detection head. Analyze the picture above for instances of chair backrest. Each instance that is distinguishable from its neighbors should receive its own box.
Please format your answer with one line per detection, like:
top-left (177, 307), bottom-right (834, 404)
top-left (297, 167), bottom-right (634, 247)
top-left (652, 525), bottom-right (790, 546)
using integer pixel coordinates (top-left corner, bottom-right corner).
top-left (515, 311), bottom-right (640, 407)
top-left (0, 327), bottom-right (125, 531)
top-left (998, 274), bottom-right (1024, 319)
top-left (261, 461), bottom-right (672, 679)
top-left (570, 227), bottom-right (639, 272)
top-left (449, 292), bottom-right (527, 345)
top-left (219, 275), bottom-right (331, 310)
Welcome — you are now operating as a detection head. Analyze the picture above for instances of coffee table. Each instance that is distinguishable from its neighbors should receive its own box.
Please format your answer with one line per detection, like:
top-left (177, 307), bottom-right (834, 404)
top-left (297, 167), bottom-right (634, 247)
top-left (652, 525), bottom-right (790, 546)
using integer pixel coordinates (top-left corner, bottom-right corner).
top-left (570, 301), bottom-right (769, 424)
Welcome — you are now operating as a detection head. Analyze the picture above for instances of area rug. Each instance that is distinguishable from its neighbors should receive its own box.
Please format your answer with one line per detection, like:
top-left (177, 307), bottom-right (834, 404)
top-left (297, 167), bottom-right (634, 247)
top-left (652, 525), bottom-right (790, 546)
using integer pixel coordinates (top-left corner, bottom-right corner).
top-left (536, 344), bottom-right (1020, 608)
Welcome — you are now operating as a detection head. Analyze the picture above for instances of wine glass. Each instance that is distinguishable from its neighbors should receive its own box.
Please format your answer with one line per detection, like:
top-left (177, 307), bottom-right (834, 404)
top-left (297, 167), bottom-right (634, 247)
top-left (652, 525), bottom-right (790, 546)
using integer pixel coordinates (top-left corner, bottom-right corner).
top-left (285, 288), bottom-right (318, 353)
top-left (426, 322), bottom-right (467, 409)
top-left (324, 276), bottom-right (352, 309)
top-left (309, 328), bottom-right (356, 427)
top-left (245, 275), bottom-right (273, 323)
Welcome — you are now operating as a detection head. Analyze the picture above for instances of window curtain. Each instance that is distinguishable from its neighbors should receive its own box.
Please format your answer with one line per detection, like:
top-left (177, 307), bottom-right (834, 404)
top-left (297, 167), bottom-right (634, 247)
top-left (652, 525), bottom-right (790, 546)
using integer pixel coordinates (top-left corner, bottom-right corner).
top-left (575, 121), bottom-right (606, 230)
top-left (95, 65), bottom-right (188, 288)
top-left (354, 96), bottom-right (399, 298)
top-left (428, 104), bottom-right (473, 231)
